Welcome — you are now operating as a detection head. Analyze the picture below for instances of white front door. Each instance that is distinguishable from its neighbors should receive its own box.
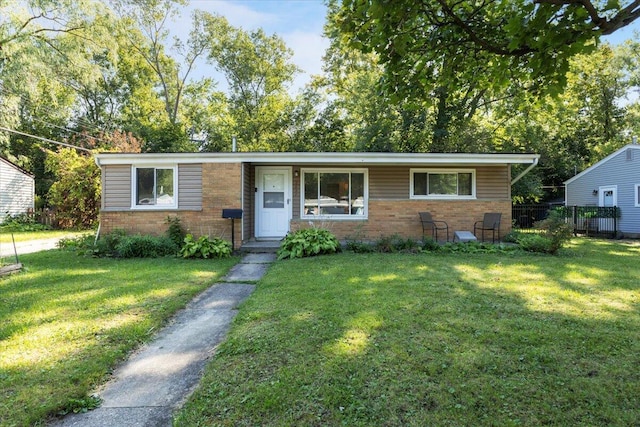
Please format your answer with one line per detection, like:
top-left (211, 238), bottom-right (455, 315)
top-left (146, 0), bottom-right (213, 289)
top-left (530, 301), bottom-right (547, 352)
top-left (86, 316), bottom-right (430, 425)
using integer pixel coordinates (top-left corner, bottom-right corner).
top-left (599, 185), bottom-right (617, 231)
top-left (255, 167), bottom-right (292, 238)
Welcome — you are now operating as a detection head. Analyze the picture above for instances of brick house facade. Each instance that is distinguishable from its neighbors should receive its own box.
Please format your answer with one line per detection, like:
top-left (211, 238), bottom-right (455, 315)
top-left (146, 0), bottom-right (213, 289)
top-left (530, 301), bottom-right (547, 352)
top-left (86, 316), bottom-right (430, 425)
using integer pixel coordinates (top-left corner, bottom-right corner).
top-left (95, 152), bottom-right (539, 248)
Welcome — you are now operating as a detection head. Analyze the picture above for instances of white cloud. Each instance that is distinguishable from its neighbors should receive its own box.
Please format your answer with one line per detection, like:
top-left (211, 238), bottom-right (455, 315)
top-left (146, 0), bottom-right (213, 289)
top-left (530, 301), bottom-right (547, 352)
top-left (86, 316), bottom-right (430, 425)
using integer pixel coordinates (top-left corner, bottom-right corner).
top-left (188, 0), bottom-right (279, 29)
top-left (283, 30), bottom-right (330, 92)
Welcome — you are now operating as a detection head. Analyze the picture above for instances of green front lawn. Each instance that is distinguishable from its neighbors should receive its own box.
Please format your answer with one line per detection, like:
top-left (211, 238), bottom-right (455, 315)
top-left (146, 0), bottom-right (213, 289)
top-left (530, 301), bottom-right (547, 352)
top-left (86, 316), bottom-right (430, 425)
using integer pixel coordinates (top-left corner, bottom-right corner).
top-left (176, 239), bottom-right (639, 426)
top-left (0, 250), bottom-right (238, 426)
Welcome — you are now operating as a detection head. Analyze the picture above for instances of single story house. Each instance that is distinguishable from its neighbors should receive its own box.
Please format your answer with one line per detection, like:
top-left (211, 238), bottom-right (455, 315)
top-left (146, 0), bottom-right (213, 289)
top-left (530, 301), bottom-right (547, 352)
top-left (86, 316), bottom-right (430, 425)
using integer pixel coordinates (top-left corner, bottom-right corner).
top-left (565, 144), bottom-right (640, 237)
top-left (94, 151), bottom-right (540, 248)
top-left (0, 157), bottom-right (35, 223)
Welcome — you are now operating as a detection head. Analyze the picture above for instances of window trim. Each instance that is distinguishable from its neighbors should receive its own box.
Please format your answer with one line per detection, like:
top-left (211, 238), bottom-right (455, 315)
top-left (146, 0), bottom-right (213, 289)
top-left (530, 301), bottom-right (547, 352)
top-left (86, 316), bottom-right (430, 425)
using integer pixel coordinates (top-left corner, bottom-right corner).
top-left (130, 165), bottom-right (178, 210)
top-left (410, 168), bottom-right (476, 200)
top-left (635, 184), bottom-right (640, 207)
top-left (300, 168), bottom-right (368, 219)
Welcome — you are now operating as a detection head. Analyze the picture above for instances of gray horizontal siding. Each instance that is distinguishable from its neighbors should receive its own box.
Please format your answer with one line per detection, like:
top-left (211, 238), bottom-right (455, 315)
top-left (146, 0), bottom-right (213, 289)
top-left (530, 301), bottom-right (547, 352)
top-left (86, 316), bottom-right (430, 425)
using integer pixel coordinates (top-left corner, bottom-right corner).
top-left (103, 165), bottom-right (131, 209)
top-left (476, 166), bottom-right (509, 200)
top-left (103, 164), bottom-right (202, 210)
top-left (178, 164), bottom-right (202, 209)
top-left (567, 147), bottom-right (640, 233)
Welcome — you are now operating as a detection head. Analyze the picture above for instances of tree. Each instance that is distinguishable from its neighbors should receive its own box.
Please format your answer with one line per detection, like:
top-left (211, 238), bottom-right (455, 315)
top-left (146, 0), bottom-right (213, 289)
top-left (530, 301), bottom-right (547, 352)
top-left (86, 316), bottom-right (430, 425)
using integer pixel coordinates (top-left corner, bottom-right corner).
top-left (45, 148), bottom-right (100, 228)
top-left (335, 0), bottom-right (640, 99)
top-left (199, 12), bottom-right (300, 151)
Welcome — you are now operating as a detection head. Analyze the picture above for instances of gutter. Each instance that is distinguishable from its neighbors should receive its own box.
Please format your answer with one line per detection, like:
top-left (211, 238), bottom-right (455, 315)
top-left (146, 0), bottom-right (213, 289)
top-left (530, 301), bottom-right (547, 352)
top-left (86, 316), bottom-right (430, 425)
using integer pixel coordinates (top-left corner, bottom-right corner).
top-left (511, 156), bottom-right (539, 185)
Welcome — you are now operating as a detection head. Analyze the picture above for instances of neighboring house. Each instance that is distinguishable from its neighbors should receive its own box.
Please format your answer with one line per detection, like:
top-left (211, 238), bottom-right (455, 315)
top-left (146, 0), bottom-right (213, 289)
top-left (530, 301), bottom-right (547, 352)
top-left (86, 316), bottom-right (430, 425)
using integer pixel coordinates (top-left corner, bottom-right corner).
top-left (565, 144), bottom-right (640, 237)
top-left (94, 151), bottom-right (539, 248)
top-left (0, 157), bottom-right (35, 223)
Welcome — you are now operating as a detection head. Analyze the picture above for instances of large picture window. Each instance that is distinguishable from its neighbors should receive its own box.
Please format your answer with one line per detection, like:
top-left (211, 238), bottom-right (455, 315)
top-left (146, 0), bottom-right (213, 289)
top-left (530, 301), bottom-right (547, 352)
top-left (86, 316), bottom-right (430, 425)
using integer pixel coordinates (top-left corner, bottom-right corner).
top-left (302, 169), bottom-right (367, 217)
top-left (132, 166), bottom-right (176, 208)
top-left (411, 169), bottom-right (475, 199)
top-left (635, 184), bottom-right (640, 207)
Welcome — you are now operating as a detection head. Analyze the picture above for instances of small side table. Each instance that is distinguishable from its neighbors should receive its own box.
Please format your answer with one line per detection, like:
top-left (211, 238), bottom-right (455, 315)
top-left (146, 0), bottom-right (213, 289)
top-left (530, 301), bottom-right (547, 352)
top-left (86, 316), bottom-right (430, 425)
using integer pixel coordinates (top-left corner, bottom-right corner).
top-left (454, 231), bottom-right (478, 243)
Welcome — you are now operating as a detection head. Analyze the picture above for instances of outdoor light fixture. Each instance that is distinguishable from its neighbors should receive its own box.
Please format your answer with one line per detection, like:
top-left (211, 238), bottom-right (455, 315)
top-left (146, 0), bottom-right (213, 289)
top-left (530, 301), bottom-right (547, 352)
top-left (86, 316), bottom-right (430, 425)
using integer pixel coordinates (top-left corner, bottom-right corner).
top-left (593, 189), bottom-right (598, 196)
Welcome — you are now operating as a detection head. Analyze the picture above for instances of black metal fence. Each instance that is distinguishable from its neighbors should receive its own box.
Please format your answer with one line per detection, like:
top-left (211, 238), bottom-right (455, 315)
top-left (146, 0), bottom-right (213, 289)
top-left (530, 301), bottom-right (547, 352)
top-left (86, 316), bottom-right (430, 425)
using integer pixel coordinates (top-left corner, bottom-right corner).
top-left (513, 204), bottom-right (620, 238)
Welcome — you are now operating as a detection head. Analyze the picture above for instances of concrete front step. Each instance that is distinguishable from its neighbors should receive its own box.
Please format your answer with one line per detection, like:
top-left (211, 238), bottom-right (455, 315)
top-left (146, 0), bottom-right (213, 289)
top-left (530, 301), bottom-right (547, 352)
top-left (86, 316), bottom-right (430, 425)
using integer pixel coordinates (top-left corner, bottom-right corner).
top-left (240, 240), bottom-right (280, 253)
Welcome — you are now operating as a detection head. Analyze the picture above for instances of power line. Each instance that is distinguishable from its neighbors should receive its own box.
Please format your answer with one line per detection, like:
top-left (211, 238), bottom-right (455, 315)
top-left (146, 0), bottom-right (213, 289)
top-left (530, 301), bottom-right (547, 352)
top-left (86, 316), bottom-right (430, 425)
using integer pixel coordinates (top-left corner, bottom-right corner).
top-left (0, 126), bottom-right (93, 153)
top-left (0, 84), bottom-right (115, 144)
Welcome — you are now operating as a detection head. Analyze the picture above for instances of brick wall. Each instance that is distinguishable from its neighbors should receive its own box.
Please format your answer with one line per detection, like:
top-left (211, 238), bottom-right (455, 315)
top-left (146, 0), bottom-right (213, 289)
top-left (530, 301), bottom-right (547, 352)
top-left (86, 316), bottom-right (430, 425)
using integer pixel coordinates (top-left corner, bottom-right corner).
top-left (99, 163), bottom-right (244, 248)
top-left (290, 199), bottom-right (512, 242)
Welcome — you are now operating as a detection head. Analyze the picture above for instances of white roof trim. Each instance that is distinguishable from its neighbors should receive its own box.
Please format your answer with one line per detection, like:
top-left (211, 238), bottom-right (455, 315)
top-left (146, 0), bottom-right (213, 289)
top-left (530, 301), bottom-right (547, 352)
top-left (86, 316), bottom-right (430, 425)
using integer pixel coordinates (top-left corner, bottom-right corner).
top-left (564, 144), bottom-right (640, 185)
top-left (95, 151), bottom-right (539, 167)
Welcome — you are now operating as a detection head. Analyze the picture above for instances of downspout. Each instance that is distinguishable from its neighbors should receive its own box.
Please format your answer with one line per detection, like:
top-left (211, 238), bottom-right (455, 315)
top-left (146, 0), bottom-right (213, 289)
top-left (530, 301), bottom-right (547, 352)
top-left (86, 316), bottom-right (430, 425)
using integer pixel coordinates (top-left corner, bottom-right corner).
top-left (511, 157), bottom-right (539, 186)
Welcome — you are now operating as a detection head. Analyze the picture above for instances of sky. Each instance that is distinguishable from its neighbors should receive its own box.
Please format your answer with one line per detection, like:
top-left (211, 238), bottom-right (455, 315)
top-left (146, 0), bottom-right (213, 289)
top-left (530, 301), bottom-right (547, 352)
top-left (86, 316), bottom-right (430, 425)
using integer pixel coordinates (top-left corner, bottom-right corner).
top-left (168, 0), bottom-right (640, 94)
top-left (169, 0), bottom-right (330, 93)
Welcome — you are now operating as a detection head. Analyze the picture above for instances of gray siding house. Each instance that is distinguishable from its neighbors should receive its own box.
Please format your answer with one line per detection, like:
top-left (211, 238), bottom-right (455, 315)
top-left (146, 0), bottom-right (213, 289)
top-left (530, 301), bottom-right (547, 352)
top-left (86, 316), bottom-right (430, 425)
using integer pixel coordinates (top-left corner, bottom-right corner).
top-left (565, 144), bottom-right (640, 237)
top-left (0, 157), bottom-right (35, 223)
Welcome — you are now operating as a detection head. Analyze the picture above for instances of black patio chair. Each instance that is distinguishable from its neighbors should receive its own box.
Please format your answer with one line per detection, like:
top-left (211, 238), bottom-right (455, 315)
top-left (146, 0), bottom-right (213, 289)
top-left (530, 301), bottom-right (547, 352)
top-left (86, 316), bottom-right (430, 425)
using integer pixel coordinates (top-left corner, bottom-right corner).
top-left (419, 212), bottom-right (449, 242)
top-left (474, 212), bottom-right (502, 243)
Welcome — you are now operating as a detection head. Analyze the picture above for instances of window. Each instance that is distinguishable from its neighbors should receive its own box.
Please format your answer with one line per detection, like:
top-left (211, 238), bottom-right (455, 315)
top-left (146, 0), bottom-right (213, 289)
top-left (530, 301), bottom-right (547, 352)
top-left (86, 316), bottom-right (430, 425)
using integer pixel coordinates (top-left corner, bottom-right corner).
top-left (411, 169), bottom-right (475, 199)
top-left (132, 166), bottom-right (177, 208)
top-left (635, 184), bottom-right (640, 207)
top-left (302, 169), bottom-right (367, 217)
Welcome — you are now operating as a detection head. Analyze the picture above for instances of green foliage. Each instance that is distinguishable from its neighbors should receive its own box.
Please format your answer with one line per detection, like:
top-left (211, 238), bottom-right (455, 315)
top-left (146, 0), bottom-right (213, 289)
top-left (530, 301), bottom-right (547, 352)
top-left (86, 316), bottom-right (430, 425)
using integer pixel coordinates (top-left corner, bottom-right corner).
top-left (512, 209), bottom-right (573, 254)
top-left (277, 228), bottom-right (341, 260)
top-left (59, 229), bottom-right (178, 258)
top-left (0, 213), bottom-right (51, 232)
top-left (165, 216), bottom-right (185, 247)
top-left (335, 0), bottom-right (634, 100)
top-left (58, 395), bottom-right (102, 416)
top-left (180, 234), bottom-right (232, 259)
top-left (517, 233), bottom-right (555, 254)
top-left (374, 234), bottom-right (421, 253)
top-left (438, 241), bottom-right (517, 254)
top-left (420, 237), bottom-right (441, 252)
top-left (45, 148), bottom-right (100, 229)
top-left (115, 234), bottom-right (178, 258)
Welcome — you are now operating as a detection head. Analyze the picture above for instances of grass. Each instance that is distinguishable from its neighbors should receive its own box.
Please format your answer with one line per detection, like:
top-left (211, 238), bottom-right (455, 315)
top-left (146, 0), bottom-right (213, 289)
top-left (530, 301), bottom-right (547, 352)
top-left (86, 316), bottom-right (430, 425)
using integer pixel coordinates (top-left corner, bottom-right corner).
top-left (0, 229), bottom-right (90, 244)
top-left (176, 239), bottom-right (640, 426)
top-left (0, 249), bottom-right (238, 426)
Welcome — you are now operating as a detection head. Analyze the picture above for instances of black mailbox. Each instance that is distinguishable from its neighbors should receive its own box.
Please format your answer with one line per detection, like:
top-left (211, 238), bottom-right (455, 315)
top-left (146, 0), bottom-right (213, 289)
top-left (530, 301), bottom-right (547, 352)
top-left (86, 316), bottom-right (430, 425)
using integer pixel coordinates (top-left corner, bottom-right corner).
top-left (222, 209), bottom-right (243, 219)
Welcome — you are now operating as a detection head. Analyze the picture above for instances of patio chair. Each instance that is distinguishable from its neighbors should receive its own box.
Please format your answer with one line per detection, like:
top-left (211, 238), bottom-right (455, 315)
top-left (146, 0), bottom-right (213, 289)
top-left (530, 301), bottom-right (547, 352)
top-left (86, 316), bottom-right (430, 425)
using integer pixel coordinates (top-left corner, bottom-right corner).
top-left (474, 212), bottom-right (502, 243)
top-left (419, 212), bottom-right (449, 242)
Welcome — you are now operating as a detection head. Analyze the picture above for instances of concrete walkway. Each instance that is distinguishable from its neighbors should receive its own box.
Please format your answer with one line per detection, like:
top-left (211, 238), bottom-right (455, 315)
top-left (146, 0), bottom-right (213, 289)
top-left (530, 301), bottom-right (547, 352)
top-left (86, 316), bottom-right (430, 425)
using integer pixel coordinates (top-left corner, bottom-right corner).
top-left (50, 253), bottom-right (276, 427)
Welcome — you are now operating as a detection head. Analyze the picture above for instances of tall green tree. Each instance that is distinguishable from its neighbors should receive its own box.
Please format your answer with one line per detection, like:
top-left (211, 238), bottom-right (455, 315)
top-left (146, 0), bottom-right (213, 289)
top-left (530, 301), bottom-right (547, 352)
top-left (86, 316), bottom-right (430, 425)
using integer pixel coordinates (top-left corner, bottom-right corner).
top-left (199, 12), bottom-right (299, 151)
top-left (335, 0), bottom-right (640, 99)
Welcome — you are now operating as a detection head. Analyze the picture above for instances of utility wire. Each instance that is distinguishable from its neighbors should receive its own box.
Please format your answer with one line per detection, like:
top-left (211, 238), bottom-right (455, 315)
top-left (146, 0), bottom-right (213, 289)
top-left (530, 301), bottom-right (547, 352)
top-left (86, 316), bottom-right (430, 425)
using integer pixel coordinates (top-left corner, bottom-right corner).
top-left (0, 84), bottom-right (115, 142)
top-left (0, 126), bottom-right (93, 153)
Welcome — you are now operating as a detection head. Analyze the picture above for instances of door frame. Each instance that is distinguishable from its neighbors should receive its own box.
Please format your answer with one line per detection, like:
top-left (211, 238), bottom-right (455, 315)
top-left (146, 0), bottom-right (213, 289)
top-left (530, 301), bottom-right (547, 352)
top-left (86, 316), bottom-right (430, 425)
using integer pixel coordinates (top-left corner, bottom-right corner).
top-left (598, 185), bottom-right (617, 207)
top-left (254, 166), bottom-right (292, 239)
top-left (598, 185), bottom-right (617, 231)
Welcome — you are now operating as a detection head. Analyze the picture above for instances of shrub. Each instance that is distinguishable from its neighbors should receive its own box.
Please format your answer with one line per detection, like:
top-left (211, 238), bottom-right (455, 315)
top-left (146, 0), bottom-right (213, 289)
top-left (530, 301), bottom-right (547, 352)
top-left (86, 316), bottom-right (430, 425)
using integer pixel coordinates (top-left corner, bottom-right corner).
top-left (374, 234), bottom-right (421, 253)
top-left (421, 238), bottom-right (440, 252)
top-left (165, 216), bottom-right (185, 247)
top-left (0, 213), bottom-right (51, 232)
top-left (534, 208), bottom-right (573, 254)
top-left (59, 229), bottom-right (179, 258)
top-left (115, 235), bottom-right (178, 258)
top-left (514, 208), bottom-right (573, 254)
top-left (502, 230), bottom-right (523, 244)
top-left (517, 233), bottom-right (554, 253)
top-left (180, 234), bottom-right (232, 259)
top-left (277, 228), bottom-right (341, 260)
top-left (346, 240), bottom-right (375, 253)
